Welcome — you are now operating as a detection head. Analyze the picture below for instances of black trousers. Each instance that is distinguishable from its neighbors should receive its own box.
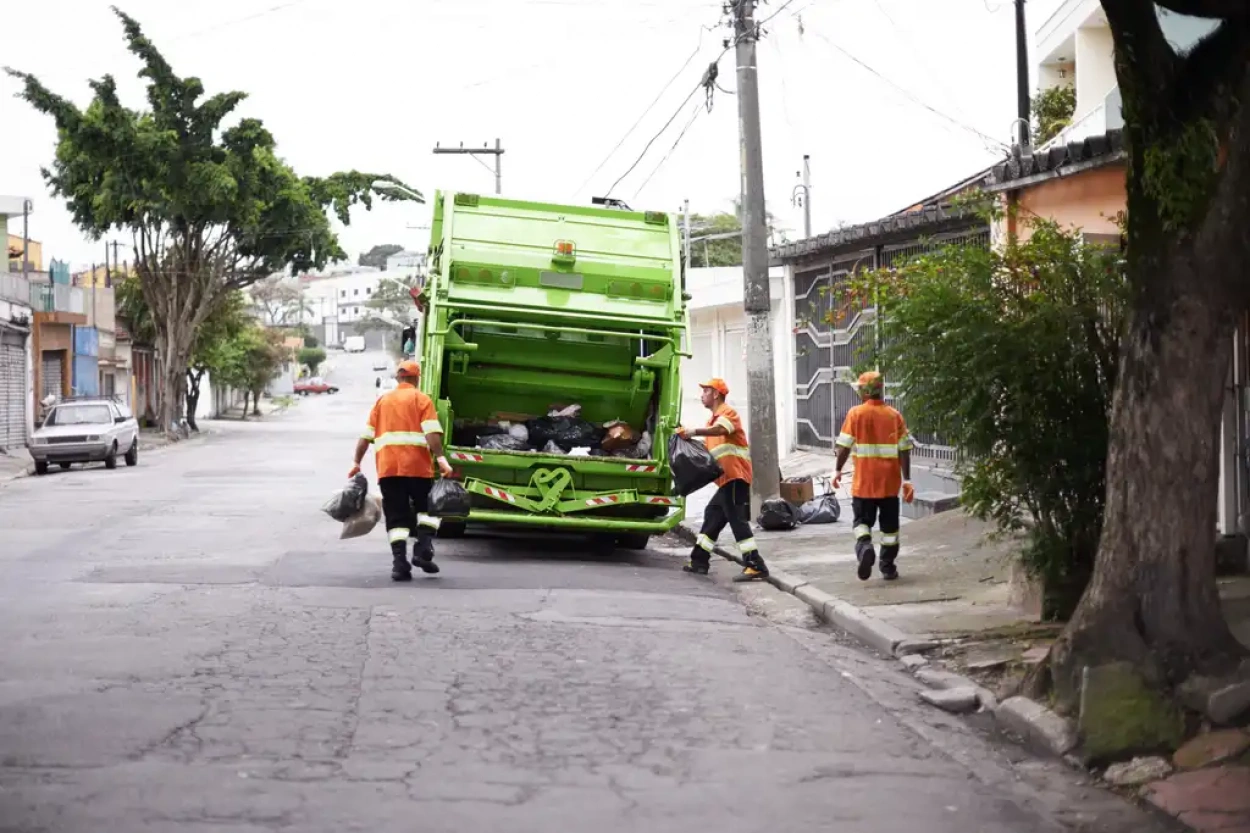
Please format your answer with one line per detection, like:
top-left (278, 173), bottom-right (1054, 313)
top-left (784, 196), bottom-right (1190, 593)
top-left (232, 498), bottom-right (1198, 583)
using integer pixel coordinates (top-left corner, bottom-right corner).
top-left (851, 496), bottom-right (901, 566)
top-left (692, 480), bottom-right (766, 569)
top-left (378, 477), bottom-right (438, 558)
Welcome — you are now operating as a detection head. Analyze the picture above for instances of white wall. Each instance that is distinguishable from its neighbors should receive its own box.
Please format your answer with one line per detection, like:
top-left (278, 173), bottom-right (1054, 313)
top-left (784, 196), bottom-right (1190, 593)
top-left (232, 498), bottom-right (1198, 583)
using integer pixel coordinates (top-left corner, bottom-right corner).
top-left (680, 265), bottom-right (794, 461)
top-left (1073, 25), bottom-right (1116, 122)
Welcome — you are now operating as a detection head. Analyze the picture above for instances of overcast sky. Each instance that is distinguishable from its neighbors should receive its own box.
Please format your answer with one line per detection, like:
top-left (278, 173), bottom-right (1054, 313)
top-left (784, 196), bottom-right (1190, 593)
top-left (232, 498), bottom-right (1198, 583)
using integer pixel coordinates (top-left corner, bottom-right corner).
top-left (2, 0), bottom-right (1066, 271)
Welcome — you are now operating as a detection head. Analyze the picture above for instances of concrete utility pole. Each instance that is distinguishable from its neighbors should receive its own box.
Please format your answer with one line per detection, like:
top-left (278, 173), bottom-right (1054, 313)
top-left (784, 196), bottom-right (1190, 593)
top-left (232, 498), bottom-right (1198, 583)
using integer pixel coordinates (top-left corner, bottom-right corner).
top-left (1015, 0), bottom-right (1030, 148)
top-left (432, 139), bottom-right (505, 195)
top-left (110, 241), bottom-right (122, 286)
top-left (791, 154), bottom-right (811, 239)
top-left (733, 0), bottom-right (781, 511)
top-left (682, 199), bottom-right (692, 286)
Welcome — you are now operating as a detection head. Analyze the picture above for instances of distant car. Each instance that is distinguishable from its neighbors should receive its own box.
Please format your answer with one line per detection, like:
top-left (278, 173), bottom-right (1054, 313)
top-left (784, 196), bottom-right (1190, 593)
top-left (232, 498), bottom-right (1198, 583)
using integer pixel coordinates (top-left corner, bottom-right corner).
top-left (372, 359), bottom-right (390, 372)
top-left (295, 377), bottom-right (339, 395)
top-left (27, 398), bottom-right (139, 475)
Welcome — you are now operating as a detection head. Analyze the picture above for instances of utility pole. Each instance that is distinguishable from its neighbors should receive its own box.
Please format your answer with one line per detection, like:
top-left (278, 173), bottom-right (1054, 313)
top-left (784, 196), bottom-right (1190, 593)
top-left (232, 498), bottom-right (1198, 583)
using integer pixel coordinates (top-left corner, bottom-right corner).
top-left (1015, 0), bottom-right (1030, 148)
top-left (791, 155), bottom-right (811, 239)
top-left (682, 199), bottom-right (691, 289)
top-left (110, 241), bottom-right (122, 286)
top-left (432, 139), bottom-right (504, 195)
top-left (733, 0), bottom-right (781, 511)
top-left (21, 199), bottom-right (32, 276)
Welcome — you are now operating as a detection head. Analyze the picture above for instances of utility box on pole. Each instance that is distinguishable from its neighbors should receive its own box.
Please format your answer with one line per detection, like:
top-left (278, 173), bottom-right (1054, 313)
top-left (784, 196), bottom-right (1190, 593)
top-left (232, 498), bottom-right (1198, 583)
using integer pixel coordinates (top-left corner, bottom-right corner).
top-left (733, 0), bottom-right (782, 512)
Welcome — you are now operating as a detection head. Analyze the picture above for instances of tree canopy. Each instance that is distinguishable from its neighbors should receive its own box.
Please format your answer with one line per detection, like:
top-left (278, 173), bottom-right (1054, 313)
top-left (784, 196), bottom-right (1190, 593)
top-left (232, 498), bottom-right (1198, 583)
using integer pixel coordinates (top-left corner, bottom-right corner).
top-left (358, 244), bottom-right (405, 270)
top-left (4, 6), bottom-right (422, 432)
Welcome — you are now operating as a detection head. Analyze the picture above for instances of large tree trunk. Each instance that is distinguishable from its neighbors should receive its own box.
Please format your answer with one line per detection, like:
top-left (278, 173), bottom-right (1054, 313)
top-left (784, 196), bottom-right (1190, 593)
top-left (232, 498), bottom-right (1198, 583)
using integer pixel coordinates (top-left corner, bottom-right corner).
top-left (1037, 275), bottom-right (1247, 712)
top-left (1027, 2), bottom-right (1250, 716)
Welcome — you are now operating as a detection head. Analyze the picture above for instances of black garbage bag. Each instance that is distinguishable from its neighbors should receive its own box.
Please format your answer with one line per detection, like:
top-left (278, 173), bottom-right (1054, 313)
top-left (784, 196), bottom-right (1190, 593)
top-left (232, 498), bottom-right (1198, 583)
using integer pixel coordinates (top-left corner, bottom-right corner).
top-left (430, 479), bottom-right (472, 518)
top-left (757, 498), bottom-right (799, 531)
top-left (528, 415), bottom-right (602, 451)
top-left (453, 422), bottom-right (506, 447)
top-left (541, 440), bottom-right (566, 455)
top-left (668, 435), bottom-right (723, 496)
top-left (322, 472), bottom-right (368, 522)
top-left (478, 433), bottom-right (530, 451)
top-left (796, 493), bottom-right (841, 524)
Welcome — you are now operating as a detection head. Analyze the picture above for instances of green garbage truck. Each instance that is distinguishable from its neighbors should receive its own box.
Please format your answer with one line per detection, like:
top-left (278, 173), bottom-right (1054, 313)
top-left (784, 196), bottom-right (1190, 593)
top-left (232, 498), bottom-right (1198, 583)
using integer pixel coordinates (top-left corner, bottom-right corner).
top-left (414, 190), bottom-right (688, 548)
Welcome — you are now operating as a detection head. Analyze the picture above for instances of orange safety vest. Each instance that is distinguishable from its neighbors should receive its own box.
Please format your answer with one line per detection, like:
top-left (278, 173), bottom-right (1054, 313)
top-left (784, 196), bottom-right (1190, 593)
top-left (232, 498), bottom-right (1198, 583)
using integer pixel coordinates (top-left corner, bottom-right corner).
top-left (362, 382), bottom-right (444, 479)
top-left (836, 399), bottom-right (913, 499)
top-left (705, 403), bottom-right (752, 488)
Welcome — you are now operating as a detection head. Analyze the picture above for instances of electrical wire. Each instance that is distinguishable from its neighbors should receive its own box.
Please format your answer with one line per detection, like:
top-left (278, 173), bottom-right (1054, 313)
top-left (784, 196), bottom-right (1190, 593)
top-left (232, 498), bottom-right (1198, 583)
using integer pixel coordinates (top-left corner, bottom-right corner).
top-left (169, 0), bottom-right (316, 41)
top-left (810, 32), bottom-right (1009, 151)
top-left (568, 32), bottom-right (712, 199)
top-left (631, 101), bottom-right (704, 201)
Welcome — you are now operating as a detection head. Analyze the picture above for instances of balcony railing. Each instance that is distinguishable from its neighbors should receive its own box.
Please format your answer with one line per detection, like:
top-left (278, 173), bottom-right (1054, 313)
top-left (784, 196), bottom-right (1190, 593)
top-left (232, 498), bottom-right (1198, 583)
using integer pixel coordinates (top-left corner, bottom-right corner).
top-left (28, 281), bottom-right (86, 315)
top-left (0, 272), bottom-right (31, 306)
top-left (1037, 87), bottom-right (1123, 153)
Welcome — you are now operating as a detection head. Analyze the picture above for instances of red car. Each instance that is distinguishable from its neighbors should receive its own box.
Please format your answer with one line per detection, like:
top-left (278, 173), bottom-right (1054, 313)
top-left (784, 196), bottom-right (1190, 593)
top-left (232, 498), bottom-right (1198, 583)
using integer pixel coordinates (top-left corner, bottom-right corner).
top-left (294, 377), bottom-right (340, 395)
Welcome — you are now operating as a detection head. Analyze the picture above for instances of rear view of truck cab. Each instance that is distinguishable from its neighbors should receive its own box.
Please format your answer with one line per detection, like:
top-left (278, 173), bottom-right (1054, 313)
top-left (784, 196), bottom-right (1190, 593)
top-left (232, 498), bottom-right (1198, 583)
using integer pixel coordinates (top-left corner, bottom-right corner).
top-left (418, 191), bottom-right (688, 548)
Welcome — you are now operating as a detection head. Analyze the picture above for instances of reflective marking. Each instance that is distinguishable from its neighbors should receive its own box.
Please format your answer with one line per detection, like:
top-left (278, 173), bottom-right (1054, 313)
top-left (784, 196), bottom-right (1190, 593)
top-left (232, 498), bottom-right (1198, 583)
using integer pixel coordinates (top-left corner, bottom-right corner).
top-left (417, 513), bottom-right (442, 530)
top-left (450, 452), bottom-right (484, 463)
top-left (626, 464), bottom-right (657, 472)
top-left (585, 495), bottom-right (621, 506)
top-left (483, 486), bottom-right (517, 504)
top-left (696, 533), bottom-right (715, 552)
top-left (388, 527), bottom-right (410, 543)
top-left (645, 496), bottom-right (674, 505)
top-left (738, 537), bottom-right (759, 553)
top-left (853, 524), bottom-right (872, 539)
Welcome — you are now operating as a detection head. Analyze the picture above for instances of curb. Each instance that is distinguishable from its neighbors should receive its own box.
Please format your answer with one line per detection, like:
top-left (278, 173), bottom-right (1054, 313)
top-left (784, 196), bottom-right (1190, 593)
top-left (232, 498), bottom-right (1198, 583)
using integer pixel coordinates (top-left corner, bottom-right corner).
top-left (670, 520), bottom-right (1079, 759)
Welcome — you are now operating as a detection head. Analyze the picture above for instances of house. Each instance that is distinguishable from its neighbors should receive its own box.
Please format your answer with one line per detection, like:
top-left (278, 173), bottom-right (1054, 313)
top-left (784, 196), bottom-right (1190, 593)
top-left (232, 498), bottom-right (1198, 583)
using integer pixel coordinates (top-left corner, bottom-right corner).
top-left (0, 196), bottom-right (36, 452)
top-left (986, 0), bottom-right (1246, 551)
top-left (682, 265), bottom-right (793, 460)
top-left (385, 250), bottom-right (427, 275)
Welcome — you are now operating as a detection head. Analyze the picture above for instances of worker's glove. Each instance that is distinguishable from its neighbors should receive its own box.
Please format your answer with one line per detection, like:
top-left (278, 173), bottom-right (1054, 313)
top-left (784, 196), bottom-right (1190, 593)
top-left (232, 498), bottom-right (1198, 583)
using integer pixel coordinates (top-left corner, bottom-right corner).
top-left (348, 464), bottom-right (361, 479)
top-left (674, 426), bottom-right (689, 439)
top-left (902, 481), bottom-right (915, 504)
top-left (437, 456), bottom-right (454, 478)
top-left (832, 471), bottom-right (843, 491)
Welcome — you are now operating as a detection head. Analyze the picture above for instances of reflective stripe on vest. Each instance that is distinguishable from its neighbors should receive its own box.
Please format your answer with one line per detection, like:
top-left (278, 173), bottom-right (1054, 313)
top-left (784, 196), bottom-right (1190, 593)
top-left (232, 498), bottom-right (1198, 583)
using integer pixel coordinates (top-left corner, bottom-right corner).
top-left (375, 431), bottom-right (429, 448)
top-left (854, 443), bottom-right (899, 458)
top-left (711, 444), bottom-right (750, 461)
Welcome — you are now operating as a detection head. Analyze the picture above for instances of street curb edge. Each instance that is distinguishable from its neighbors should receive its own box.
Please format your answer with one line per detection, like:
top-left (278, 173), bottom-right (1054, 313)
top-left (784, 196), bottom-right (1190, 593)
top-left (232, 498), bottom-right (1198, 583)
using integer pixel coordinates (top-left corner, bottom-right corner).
top-left (671, 519), bottom-right (1078, 758)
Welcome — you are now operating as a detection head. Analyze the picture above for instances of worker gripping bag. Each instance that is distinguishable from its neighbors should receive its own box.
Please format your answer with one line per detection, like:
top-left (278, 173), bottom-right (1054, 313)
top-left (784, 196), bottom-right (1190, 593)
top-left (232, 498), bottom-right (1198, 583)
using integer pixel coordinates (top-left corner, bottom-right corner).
top-left (322, 472), bottom-right (369, 523)
top-left (340, 495), bottom-right (382, 539)
top-left (757, 498), bottom-right (799, 531)
top-left (795, 493), bottom-right (841, 525)
top-left (668, 435), bottom-right (723, 497)
top-left (430, 479), bottom-right (472, 518)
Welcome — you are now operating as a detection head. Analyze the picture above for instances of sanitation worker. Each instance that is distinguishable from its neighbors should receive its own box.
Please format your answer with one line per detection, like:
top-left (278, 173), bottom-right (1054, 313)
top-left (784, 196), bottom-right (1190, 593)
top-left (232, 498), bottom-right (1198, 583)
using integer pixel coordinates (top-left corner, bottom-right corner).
top-left (832, 371), bottom-right (915, 581)
top-left (349, 360), bottom-right (454, 581)
top-left (676, 378), bottom-right (770, 582)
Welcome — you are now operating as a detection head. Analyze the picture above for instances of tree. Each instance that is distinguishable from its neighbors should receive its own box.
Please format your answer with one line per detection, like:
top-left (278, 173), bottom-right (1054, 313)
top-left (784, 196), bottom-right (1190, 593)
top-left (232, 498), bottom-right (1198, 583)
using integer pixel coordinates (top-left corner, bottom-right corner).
top-left (208, 325), bottom-right (286, 418)
top-left (839, 218), bottom-right (1127, 620)
top-left (687, 202), bottom-right (788, 267)
top-left (1032, 85), bottom-right (1077, 145)
top-left (4, 8), bottom-right (421, 437)
top-left (1025, 0), bottom-right (1250, 721)
top-left (357, 273), bottom-right (420, 339)
top-left (358, 243), bottom-right (404, 270)
top-left (249, 275), bottom-right (308, 327)
top-left (186, 290), bottom-right (249, 430)
top-left (297, 346), bottom-right (327, 376)
top-left (117, 276), bottom-right (249, 430)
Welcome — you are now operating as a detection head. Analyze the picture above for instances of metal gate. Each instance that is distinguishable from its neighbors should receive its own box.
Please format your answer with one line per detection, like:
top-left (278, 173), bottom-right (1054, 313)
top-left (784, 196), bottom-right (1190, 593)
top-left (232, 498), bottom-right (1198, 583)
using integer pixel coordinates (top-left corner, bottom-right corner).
top-left (0, 329), bottom-right (27, 451)
top-left (791, 232), bottom-right (988, 463)
top-left (41, 351), bottom-right (64, 401)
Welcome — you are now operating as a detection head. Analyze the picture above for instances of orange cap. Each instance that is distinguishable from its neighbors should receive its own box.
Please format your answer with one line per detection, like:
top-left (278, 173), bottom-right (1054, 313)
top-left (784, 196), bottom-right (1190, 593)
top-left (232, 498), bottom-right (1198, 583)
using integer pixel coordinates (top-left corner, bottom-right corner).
top-left (699, 378), bottom-right (729, 397)
top-left (397, 360), bottom-right (421, 379)
top-left (857, 370), bottom-right (884, 395)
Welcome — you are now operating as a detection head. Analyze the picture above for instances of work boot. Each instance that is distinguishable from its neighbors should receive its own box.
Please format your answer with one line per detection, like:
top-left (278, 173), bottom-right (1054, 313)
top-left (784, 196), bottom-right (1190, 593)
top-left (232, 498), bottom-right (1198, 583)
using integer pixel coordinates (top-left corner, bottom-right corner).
top-left (732, 556), bottom-right (769, 583)
top-left (683, 561), bottom-right (710, 575)
top-left (856, 541), bottom-right (876, 581)
top-left (412, 535), bottom-right (440, 575)
top-left (391, 555), bottom-right (413, 582)
top-left (880, 560), bottom-right (899, 581)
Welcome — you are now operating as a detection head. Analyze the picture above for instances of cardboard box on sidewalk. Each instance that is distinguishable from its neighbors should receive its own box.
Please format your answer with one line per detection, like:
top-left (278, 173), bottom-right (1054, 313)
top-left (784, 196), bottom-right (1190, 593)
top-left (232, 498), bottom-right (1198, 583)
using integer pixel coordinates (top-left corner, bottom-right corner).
top-left (780, 477), bottom-right (814, 506)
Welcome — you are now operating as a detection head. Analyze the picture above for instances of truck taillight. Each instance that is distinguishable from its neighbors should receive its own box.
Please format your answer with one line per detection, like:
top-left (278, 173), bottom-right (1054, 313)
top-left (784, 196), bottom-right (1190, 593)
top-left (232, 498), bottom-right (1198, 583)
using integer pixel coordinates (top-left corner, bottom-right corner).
top-left (553, 240), bottom-right (576, 263)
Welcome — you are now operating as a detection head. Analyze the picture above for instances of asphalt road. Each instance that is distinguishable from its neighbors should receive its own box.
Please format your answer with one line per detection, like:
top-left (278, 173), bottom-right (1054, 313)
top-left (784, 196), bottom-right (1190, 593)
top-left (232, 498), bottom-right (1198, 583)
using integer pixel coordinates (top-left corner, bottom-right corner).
top-left (0, 351), bottom-right (1173, 833)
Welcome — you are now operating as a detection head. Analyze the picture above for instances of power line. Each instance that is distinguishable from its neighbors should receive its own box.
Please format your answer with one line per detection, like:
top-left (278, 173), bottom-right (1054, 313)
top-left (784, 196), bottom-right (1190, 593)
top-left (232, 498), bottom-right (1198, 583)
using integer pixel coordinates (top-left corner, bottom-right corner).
top-left (631, 102), bottom-right (704, 201)
top-left (169, 0), bottom-right (315, 41)
top-left (809, 32), bottom-right (1009, 151)
top-left (569, 33), bottom-right (710, 199)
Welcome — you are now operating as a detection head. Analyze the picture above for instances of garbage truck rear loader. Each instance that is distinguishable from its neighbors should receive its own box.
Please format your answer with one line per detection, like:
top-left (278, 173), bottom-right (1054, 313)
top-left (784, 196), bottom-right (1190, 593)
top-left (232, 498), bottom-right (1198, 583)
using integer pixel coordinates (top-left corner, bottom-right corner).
top-left (417, 191), bottom-right (688, 548)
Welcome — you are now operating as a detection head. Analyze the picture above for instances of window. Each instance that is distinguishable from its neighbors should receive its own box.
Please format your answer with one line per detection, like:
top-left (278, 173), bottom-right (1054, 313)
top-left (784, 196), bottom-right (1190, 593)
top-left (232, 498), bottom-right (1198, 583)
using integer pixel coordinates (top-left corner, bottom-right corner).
top-left (354, 288), bottom-right (359, 296)
top-left (354, 307), bottom-right (359, 314)
top-left (340, 289), bottom-right (347, 298)
top-left (115, 401), bottom-right (133, 420)
top-left (46, 404), bottom-right (111, 426)
top-left (366, 287), bottom-right (372, 294)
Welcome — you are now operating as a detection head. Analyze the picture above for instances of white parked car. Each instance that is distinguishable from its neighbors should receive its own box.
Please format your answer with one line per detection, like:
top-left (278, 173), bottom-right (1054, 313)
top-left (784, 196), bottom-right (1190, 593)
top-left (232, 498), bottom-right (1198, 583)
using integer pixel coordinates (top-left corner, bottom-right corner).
top-left (28, 398), bottom-right (140, 475)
